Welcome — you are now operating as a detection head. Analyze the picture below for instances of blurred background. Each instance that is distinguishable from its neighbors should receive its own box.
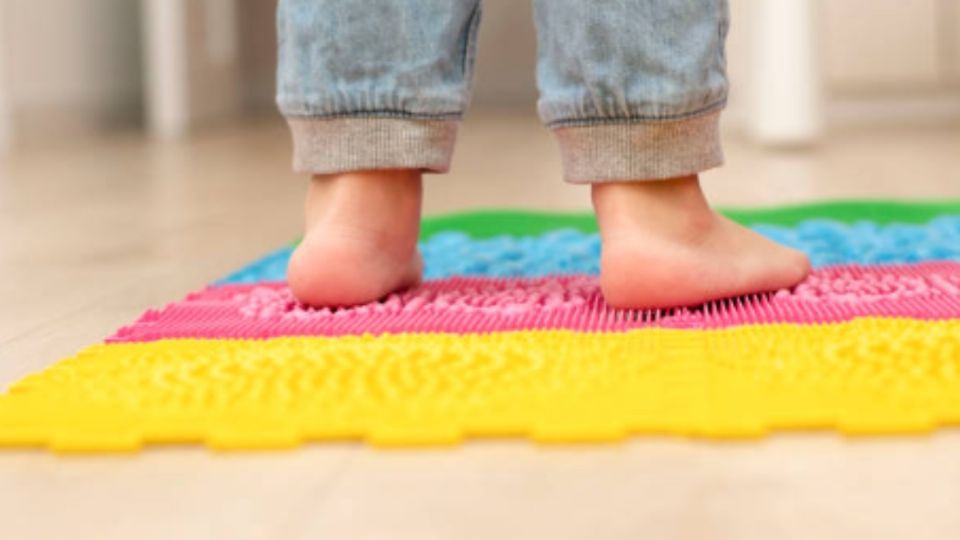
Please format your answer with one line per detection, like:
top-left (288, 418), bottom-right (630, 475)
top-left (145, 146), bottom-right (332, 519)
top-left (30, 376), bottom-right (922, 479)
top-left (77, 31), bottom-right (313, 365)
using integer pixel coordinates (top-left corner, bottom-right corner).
top-left (1, 0), bottom-right (959, 144)
top-left (1, 4), bottom-right (960, 538)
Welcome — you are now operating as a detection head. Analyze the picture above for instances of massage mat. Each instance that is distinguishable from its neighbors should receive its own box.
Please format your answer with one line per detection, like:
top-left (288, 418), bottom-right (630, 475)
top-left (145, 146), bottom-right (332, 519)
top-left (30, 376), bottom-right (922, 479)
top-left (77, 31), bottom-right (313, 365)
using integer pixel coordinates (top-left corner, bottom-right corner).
top-left (1, 200), bottom-right (959, 451)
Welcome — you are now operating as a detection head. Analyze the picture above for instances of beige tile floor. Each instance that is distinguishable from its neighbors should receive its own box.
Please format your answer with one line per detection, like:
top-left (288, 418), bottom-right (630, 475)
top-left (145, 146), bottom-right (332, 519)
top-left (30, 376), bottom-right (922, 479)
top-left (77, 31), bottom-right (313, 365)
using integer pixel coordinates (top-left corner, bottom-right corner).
top-left (0, 112), bottom-right (959, 539)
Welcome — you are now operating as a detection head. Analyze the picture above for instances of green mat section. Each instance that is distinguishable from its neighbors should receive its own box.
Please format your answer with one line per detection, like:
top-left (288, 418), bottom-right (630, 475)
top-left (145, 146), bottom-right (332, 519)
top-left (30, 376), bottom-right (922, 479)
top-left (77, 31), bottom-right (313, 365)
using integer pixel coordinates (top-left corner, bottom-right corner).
top-left (419, 199), bottom-right (960, 240)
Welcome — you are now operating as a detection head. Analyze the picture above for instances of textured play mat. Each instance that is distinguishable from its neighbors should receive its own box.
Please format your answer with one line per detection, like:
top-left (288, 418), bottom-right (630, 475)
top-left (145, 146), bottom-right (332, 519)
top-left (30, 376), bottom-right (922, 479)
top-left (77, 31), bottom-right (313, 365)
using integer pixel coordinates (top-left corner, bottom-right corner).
top-left (2, 200), bottom-right (960, 452)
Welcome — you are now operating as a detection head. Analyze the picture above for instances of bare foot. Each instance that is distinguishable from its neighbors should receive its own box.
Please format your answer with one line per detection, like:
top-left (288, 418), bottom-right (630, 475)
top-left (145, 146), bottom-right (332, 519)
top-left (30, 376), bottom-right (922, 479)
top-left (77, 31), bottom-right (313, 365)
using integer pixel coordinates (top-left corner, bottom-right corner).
top-left (288, 170), bottom-right (423, 306)
top-left (592, 175), bottom-right (811, 309)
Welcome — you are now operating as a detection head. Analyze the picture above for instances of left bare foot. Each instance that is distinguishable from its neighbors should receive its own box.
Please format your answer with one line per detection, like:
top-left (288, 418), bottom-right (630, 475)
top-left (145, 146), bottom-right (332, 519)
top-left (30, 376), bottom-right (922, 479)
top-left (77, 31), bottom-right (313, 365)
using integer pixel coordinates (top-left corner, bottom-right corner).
top-left (288, 169), bottom-right (423, 307)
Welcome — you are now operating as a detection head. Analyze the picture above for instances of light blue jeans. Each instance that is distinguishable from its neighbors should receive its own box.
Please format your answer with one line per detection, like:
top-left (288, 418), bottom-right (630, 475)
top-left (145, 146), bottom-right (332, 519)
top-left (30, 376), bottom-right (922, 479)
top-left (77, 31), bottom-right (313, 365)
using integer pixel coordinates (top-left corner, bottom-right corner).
top-left (277, 0), bottom-right (729, 183)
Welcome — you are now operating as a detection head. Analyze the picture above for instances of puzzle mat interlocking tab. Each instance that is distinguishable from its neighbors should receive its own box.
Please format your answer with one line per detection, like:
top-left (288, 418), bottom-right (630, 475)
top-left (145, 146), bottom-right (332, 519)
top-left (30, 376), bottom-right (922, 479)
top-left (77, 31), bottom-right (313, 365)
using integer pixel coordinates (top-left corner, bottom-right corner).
top-left (2, 200), bottom-right (960, 452)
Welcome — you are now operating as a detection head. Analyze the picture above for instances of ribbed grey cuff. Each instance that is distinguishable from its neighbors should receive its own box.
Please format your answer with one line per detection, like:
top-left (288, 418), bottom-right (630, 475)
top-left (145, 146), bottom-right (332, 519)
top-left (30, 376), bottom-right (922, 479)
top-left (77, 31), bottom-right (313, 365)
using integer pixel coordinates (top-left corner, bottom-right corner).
top-left (286, 116), bottom-right (458, 174)
top-left (551, 112), bottom-right (724, 183)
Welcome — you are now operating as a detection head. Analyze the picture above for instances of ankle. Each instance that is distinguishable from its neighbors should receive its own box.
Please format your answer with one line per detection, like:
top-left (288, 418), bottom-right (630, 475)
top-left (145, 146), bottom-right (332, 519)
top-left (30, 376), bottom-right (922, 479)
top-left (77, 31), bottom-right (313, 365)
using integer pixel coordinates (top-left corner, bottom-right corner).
top-left (306, 169), bottom-right (423, 233)
top-left (591, 175), bottom-right (717, 240)
top-left (315, 169), bottom-right (422, 198)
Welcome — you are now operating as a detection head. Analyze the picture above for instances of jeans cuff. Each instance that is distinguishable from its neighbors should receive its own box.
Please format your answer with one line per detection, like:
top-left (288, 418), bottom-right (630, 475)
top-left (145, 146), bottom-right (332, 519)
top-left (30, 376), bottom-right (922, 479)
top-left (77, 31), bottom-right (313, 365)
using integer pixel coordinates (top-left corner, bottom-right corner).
top-left (551, 111), bottom-right (724, 183)
top-left (286, 116), bottom-right (458, 174)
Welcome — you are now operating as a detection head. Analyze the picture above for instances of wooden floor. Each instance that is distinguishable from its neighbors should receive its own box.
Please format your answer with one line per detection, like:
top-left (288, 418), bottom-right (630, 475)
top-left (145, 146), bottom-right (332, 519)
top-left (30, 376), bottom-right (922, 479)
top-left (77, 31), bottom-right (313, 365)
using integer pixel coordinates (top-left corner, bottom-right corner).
top-left (1, 112), bottom-right (959, 539)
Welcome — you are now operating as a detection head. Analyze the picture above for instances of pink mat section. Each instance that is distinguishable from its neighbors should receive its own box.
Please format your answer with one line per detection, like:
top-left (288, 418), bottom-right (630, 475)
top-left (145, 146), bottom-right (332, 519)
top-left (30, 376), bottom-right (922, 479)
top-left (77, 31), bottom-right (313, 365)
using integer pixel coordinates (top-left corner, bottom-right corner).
top-left (107, 262), bottom-right (960, 342)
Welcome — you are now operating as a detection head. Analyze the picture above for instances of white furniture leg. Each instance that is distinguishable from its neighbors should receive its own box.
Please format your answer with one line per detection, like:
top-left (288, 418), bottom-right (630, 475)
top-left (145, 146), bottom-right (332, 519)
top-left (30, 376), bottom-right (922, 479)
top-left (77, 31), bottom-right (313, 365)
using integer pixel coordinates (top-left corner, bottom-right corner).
top-left (142, 0), bottom-right (190, 138)
top-left (747, 0), bottom-right (823, 146)
top-left (141, 0), bottom-right (241, 139)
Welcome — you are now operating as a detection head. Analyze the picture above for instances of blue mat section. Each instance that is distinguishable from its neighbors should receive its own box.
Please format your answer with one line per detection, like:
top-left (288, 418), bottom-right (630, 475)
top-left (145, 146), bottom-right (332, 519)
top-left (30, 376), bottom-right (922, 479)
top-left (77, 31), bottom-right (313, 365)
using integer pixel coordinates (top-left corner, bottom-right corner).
top-left (217, 216), bottom-right (960, 285)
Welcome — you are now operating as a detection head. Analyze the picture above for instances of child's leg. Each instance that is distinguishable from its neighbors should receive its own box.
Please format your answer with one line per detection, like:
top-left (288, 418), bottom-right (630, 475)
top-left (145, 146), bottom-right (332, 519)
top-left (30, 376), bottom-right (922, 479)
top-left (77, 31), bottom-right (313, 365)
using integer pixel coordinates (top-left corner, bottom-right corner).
top-left (276, 0), bottom-right (482, 305)
top-left (534, 0), bottom-right (810, 308)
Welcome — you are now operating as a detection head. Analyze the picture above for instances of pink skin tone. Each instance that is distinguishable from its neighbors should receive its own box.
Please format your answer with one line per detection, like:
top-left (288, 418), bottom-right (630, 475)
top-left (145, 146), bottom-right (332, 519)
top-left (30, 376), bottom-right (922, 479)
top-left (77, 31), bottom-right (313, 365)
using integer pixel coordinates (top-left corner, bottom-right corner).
top-left (288, 170), bottom-right (423, 307)
top-left (591, 174), bottom-right (811, 308)
top-left (287, 170), bottom-right (811, 308)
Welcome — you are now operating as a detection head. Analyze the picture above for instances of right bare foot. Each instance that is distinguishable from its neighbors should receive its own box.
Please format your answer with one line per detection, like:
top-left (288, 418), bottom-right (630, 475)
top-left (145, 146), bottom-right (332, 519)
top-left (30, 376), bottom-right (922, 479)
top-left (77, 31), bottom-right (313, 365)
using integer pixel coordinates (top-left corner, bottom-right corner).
top-left (592, 175), bottom-right (812, 309)
top-left (288, 170), bottom-right (424, 307)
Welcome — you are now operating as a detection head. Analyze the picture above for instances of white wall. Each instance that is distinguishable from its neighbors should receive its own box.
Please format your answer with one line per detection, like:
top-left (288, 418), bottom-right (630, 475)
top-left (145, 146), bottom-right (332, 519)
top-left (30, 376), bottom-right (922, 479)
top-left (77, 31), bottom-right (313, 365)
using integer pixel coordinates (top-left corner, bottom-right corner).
top-left (0, 0), bottom-right (142, 141)
top-left (821, 0), bottom-right (941, 92)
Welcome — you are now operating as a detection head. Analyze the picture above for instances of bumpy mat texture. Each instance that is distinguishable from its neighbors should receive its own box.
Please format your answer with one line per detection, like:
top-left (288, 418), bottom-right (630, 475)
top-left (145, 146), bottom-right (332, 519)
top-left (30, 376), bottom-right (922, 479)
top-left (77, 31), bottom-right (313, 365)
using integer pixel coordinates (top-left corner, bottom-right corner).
top-left (2, 200), bottom-right (960, 452)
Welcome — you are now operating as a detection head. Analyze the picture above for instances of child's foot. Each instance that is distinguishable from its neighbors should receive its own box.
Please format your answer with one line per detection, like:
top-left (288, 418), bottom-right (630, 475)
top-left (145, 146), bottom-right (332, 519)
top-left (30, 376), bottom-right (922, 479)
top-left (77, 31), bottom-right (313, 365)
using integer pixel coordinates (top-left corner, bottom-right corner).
top-left (288, 170), bottom-right (423, 306)
top-left (592, 175), bottom-right (811, 309)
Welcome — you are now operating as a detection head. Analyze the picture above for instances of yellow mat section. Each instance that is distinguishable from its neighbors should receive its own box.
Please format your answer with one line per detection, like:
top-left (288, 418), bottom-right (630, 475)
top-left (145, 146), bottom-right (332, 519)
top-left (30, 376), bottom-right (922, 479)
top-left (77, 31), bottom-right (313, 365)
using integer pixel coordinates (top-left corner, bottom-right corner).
top-left (2, 318), bottom-right (959, 452)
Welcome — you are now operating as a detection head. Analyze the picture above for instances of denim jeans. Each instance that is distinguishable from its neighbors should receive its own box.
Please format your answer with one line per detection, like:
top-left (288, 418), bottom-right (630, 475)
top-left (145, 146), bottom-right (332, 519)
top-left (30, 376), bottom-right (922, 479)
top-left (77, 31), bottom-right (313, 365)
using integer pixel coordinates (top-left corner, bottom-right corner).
top-left (277, 0), bottom-right (729, 183)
